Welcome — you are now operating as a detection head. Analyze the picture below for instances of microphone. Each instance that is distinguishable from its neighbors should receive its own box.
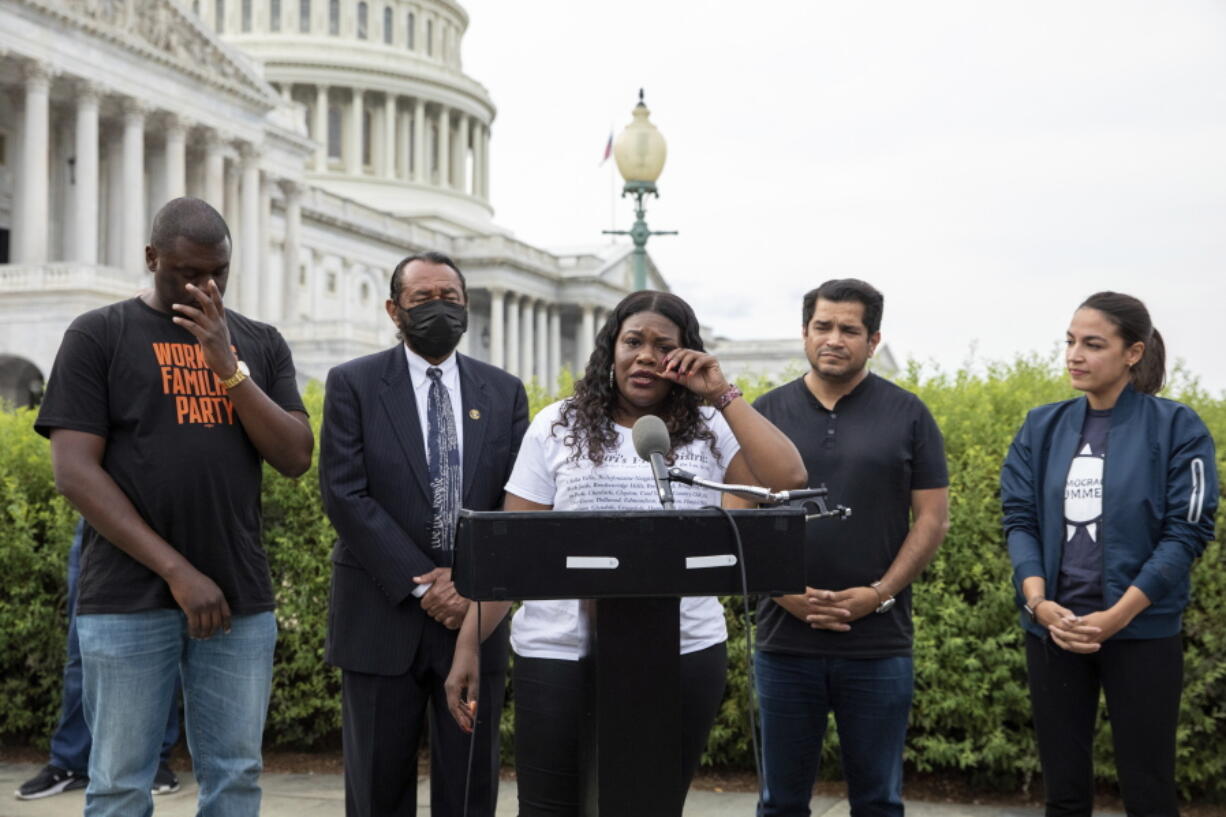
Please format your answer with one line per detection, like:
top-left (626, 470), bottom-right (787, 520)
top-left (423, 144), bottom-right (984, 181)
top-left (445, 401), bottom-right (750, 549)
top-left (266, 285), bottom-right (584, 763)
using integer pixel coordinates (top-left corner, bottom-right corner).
top-left (631, 414), bottom-right (676, 509)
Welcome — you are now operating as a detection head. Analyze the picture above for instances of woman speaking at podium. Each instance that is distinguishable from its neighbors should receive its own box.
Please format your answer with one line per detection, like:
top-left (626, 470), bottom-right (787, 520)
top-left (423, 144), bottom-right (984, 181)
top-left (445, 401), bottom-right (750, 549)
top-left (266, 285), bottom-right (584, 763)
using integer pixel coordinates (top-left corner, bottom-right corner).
top-left (445, 289), bottom-right (805, 815)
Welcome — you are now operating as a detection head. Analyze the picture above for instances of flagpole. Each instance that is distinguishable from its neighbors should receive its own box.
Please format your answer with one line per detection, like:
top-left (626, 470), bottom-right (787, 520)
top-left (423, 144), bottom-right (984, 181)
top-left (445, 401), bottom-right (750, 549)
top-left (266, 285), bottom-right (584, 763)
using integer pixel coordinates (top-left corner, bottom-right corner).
top-left (609, 151), bottom-right (616, 240)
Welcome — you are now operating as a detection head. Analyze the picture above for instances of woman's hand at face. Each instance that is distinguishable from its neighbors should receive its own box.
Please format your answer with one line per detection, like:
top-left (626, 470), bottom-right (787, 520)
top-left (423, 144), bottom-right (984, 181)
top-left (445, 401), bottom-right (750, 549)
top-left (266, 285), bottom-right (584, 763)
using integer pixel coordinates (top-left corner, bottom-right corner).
top-left (658, 349), bottom-right (730, 403)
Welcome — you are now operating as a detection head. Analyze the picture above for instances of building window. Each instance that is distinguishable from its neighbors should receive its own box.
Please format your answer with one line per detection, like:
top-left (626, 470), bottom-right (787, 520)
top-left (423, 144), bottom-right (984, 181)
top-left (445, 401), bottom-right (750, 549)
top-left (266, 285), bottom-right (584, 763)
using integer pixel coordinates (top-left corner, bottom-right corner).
top-left (0, 132), bottom-right (7, 167)
top-left (328, 0), bottom-right (339, 35)
top-left (326, 271), bottom-right (337, 293)
top-left (241, 0), bottom-right (251, 32)
top-left (270, 0), bottom-right (281, 31)
top-left (406, 12), bottom-right (415, 49)
top-left (299, 264), bottom-right (307, 285)
top-left (360, 281), bottom-right (370, 303)
top-left (192, 0), bottom-right (200, 14)
top-left (357, 2), bottom-right (368, 39)
top-left (215, 0), bottom-right (225, 33)
top-left (383, 6), bottom-right (393, 43)
top-left (362, 110), bottom-right (372, 166)
top-left (299, 0), bottom-right (310, 32)
top-left (426, 19), bottom-right (433, 56)
top-left (327, 106), bottom-right (342, 159)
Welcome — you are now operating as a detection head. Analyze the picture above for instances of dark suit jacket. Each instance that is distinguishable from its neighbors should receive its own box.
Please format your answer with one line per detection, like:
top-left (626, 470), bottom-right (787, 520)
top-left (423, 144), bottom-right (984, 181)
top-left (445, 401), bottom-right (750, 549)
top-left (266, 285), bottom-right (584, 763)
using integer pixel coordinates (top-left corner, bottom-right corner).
top-left (320, 347), bottom-right (529, 675)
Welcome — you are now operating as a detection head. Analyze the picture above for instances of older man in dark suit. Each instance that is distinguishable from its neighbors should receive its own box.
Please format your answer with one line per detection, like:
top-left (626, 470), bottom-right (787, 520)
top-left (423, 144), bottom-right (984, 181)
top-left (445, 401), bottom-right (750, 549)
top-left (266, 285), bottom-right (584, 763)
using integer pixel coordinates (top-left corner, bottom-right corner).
top-left (320, 251), bottom-right (529, 817)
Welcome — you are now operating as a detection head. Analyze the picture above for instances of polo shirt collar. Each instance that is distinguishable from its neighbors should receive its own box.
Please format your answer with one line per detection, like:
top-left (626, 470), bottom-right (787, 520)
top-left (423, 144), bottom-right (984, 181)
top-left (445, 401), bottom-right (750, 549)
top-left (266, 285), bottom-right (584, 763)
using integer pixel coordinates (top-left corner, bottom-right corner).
top-left (799, 370), bottom-right (876, 411)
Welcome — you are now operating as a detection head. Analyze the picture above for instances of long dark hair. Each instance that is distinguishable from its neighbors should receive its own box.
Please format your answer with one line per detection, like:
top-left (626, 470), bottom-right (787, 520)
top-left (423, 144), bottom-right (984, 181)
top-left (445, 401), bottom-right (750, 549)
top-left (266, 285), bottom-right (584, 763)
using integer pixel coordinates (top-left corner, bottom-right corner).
top-left (554, 290), bottom-right (719, 465)
top-left (1079, 291), bottom-right (1166, 394)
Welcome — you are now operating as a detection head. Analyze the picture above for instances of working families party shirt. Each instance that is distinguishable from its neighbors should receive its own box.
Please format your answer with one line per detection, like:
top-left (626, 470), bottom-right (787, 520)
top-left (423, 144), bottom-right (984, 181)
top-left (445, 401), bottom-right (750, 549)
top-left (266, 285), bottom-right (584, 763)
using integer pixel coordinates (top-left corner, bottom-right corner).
top-left (506, 400), bottom-right (740, 660)
top-left (35, 297), bottom-right (304, 615)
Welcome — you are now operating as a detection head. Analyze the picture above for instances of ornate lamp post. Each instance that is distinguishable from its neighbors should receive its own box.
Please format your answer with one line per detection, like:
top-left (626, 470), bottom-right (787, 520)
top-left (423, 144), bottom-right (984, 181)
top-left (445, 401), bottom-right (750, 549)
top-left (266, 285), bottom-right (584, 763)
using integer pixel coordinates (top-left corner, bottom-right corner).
top-left (603, 90), bottom-right (677, 291)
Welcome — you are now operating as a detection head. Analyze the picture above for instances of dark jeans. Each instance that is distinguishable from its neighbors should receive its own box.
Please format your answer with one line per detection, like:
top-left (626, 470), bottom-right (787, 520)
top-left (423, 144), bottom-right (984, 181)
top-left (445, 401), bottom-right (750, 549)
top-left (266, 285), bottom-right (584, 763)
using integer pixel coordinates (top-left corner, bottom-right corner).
top-left (755, 650), bottom-right (914, 817)
top-left (513, 641), bottom-right (728, 817)
top-left (1025, 632), bottom-right (1183, 817)
top-left (49, 520), bottom-right (179, 775)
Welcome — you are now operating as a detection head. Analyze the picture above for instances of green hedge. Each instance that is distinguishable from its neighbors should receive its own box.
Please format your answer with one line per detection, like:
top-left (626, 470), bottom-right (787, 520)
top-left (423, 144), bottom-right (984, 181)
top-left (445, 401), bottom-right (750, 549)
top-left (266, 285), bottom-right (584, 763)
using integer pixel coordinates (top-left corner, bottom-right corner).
top-left (2, 359), bottom-right (1224, 799)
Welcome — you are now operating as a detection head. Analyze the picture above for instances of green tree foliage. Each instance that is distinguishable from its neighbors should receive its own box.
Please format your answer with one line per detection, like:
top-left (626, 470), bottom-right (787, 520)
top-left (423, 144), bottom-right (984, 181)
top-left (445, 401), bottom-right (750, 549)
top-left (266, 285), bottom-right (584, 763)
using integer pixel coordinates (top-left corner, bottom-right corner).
top-left (2, 360), bottom-right (1223, 798)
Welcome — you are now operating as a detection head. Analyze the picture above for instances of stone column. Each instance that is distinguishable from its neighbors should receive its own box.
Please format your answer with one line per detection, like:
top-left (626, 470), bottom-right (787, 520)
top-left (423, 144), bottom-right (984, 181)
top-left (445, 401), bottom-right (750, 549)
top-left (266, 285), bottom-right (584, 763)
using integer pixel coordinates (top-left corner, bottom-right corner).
top-left (579, 303), bottom-right (596, 371)
top-left (505, 291), bottom-right (519, 377)
top-left (224, 157), bottom-right (241, 239)
top-left (239, 145), bottom-right (261, 313)
top-left (314, 84), bottom-right (329, 170)
top-left (412, 98), bottom-right (426, 183)
top-left (259, 175), bottom-right (275, 321)
top-left (488, 287), bottom-right (505, 369)
top-left (397, 106), bottom-right (411, 181)
top-left (456, 113), bottom-right (469, 195)
top-left (520, 297), bottom-right (534, 383)
top-left (436, 106), bottom-right (450, 188)
top-left (382, 93), bottom-right (397, 179)
top-left (480, 123), bottom-right (491, 199)
top-left (164, 115), bottom-right (187, 201)
top-left (280, 181), bottom-right (302, 321)
top-left (204, 130), bottom-right (225, 210)
top-left (73, 83), bottom-right (100, 265)
top-left (472, 123), bottom-right (484, 200)
top-left (535, 299), bottom-right (549, 385)
top-left (347, 88), bottom-right (364, 175)
top-left (121, 100), bottom-right (146, 273)
top-left (548, 304), bottom-right (562, 392)
top-left (105, 132), bottom-right (124, 266)
top-left (16, 62), bottom-right (51, 264)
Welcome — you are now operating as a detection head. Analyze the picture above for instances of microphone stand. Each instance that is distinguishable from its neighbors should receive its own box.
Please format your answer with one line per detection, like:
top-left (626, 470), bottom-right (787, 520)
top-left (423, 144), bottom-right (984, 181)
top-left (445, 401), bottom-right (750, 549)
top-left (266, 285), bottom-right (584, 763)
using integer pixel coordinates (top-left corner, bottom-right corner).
top-left (667, 467), bottom-right (852, 520)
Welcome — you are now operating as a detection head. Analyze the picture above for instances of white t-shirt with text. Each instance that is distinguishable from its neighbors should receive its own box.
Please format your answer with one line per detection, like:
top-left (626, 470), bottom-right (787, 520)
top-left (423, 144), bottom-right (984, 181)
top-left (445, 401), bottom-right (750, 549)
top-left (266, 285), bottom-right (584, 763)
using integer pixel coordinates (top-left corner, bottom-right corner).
top-left (505, 400), bottom-right (740, 660)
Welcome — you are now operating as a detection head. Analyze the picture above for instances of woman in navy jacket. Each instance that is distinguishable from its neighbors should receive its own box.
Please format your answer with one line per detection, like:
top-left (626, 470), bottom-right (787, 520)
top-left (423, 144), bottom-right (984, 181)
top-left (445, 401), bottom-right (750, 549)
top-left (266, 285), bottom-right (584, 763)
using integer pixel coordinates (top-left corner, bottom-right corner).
top-left (1001, 291), bottom-right (1217, 817)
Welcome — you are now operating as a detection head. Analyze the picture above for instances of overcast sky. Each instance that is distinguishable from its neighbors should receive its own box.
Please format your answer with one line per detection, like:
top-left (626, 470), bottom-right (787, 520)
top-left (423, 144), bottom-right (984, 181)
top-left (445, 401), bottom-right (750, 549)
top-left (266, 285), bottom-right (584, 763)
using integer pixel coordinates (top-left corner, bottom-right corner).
top-left (461, 0), bottom-right (1226, 393)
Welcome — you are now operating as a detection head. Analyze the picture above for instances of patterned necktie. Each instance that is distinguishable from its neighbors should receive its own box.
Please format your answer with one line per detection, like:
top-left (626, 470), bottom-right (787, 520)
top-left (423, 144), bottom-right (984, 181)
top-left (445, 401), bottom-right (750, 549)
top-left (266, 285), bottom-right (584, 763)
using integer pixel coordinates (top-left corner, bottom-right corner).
top-left (426, 367), bottom-right (462, 564)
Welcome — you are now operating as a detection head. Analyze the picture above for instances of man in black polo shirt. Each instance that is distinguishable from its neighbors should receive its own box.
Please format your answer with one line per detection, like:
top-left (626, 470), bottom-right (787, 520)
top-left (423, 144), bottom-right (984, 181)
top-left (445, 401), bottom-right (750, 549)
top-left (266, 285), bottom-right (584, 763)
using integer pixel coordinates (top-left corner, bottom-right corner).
top-left (748, 279), bottom-right (949, 817)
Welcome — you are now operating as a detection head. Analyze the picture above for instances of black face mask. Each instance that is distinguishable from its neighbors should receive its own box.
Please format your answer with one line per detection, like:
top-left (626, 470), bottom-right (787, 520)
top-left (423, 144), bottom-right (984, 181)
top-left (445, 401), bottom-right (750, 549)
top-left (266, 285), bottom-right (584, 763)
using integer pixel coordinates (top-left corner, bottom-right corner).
top-left (398, 299), bottom-right (468, 359)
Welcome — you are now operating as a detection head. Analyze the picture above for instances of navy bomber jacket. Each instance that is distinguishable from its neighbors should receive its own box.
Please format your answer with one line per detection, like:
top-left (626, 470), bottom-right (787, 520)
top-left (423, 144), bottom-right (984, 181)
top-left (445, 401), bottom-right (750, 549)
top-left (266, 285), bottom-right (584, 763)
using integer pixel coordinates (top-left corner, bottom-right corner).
top-left (1001, 384), bottom-right (1218, 640)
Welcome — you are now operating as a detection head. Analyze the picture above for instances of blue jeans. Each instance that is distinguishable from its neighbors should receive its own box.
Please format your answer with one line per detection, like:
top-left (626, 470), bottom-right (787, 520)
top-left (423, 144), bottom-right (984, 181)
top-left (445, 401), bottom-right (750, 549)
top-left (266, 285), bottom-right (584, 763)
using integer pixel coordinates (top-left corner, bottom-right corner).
top-left (48, 520), bottom-right (180, 774)
top-left (755, 650), bottom-right (913, 817)
top-left (77, 609), bottom-right (276, 817)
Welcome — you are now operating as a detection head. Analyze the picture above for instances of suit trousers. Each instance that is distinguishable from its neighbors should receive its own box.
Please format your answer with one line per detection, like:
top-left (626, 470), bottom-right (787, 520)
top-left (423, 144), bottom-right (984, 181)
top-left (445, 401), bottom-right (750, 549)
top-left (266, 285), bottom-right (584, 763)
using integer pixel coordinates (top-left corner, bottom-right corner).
top-left (1025, 632), bottom-right (1183, 817)
top-left (342, 616), bottom-right (509, 817)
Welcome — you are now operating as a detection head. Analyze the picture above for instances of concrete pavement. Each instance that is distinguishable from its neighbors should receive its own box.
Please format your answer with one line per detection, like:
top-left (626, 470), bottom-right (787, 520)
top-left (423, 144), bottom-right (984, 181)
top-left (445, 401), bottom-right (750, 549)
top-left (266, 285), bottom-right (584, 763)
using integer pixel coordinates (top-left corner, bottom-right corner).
top-left (0, 762), bottom-right (1116, 817)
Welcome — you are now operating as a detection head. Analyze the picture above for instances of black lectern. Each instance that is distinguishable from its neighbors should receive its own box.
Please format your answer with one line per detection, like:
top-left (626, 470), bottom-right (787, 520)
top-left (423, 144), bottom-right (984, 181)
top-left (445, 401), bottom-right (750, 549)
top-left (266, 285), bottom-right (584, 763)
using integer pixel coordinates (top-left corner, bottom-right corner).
top-left (453, 507), bottom-right (809, 817)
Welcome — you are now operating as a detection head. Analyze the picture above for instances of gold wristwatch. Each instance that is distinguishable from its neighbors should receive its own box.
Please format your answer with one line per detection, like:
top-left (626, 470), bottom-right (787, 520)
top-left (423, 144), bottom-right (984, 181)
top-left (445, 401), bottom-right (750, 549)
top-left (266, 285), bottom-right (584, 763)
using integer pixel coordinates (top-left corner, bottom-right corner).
top-left (220, 361), bottom-right (250, 390)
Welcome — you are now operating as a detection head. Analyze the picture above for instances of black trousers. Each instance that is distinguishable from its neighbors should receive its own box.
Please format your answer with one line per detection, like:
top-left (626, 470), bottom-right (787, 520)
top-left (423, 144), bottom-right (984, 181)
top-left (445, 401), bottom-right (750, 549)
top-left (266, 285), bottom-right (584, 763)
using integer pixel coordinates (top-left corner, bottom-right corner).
top-left (1025, 632), bottom-right (1183, 817)
top-left (341, 617), bottom-right (510, 817)
top-left (512, 641), bottom-right (728, 817)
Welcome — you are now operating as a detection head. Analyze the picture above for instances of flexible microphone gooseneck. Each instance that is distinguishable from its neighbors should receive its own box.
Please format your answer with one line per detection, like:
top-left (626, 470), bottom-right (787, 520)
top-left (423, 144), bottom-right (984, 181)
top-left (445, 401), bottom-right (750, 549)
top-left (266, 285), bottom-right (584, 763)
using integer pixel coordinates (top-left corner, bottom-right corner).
top-left (632, 414), bottom-right (676, 509)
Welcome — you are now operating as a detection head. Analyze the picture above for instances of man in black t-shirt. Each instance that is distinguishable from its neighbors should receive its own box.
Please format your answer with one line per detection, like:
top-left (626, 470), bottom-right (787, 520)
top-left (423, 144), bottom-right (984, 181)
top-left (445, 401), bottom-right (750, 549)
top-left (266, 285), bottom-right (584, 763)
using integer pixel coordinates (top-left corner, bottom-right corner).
top-left (743, 279), bottom-right (949, 817)
top-left (35, 198), bottom-right (313, 817)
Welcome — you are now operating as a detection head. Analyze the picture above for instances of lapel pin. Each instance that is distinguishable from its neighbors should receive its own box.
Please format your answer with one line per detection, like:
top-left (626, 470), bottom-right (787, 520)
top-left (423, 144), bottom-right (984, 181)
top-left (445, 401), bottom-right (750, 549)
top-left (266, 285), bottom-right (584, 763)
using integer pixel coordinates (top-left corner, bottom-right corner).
top-left (469, 409), bottom-right (481, 420)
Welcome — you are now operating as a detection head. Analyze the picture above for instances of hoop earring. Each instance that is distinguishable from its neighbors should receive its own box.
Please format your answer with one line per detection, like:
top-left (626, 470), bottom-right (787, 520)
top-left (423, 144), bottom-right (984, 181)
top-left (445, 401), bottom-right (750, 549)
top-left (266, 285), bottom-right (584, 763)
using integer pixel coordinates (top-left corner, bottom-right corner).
top-left (609, 367), bottom-right (615, 387)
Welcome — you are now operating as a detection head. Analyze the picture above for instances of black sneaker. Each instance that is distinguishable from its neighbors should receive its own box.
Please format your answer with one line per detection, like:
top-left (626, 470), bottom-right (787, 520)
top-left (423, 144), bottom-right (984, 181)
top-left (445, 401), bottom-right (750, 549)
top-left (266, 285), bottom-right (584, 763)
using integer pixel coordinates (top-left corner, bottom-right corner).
top-left (14, 764), bottom-right (87, 800)
top-left (151, 762), bottom-right (181, 795)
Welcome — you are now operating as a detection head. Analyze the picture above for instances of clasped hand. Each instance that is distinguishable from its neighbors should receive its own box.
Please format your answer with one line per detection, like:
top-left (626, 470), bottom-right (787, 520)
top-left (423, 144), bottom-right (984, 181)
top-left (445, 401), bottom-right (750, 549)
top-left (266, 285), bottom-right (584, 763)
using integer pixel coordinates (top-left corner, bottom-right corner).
top-left (780, 586), bottom-right (880, 631)
top-left (1035, 601), bottom-right (1125, 653)
top-left (414, 567), bottom-right (469, 630)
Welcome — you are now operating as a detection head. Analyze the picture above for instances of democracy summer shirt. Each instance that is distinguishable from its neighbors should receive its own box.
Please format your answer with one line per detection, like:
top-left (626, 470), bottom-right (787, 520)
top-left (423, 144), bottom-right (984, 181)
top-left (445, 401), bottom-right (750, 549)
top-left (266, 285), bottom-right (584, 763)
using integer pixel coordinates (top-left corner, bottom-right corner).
top-left (505, 400), bottom-right (740, 660)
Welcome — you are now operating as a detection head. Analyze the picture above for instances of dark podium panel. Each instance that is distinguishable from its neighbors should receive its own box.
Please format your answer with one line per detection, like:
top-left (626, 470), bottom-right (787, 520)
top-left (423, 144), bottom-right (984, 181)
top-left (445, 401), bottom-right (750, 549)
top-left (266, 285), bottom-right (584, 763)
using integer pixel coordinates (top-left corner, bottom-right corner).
top-left (453, 507), bottom-right (808, 601)
top-left (452, 507), bottom-right (808, 817)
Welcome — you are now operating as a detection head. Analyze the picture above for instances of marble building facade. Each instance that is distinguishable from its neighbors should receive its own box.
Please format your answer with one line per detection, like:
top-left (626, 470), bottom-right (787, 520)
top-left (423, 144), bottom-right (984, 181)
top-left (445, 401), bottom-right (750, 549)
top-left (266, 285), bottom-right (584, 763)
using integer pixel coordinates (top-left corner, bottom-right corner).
top-left (0, 0), bottom-right (666, 407)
